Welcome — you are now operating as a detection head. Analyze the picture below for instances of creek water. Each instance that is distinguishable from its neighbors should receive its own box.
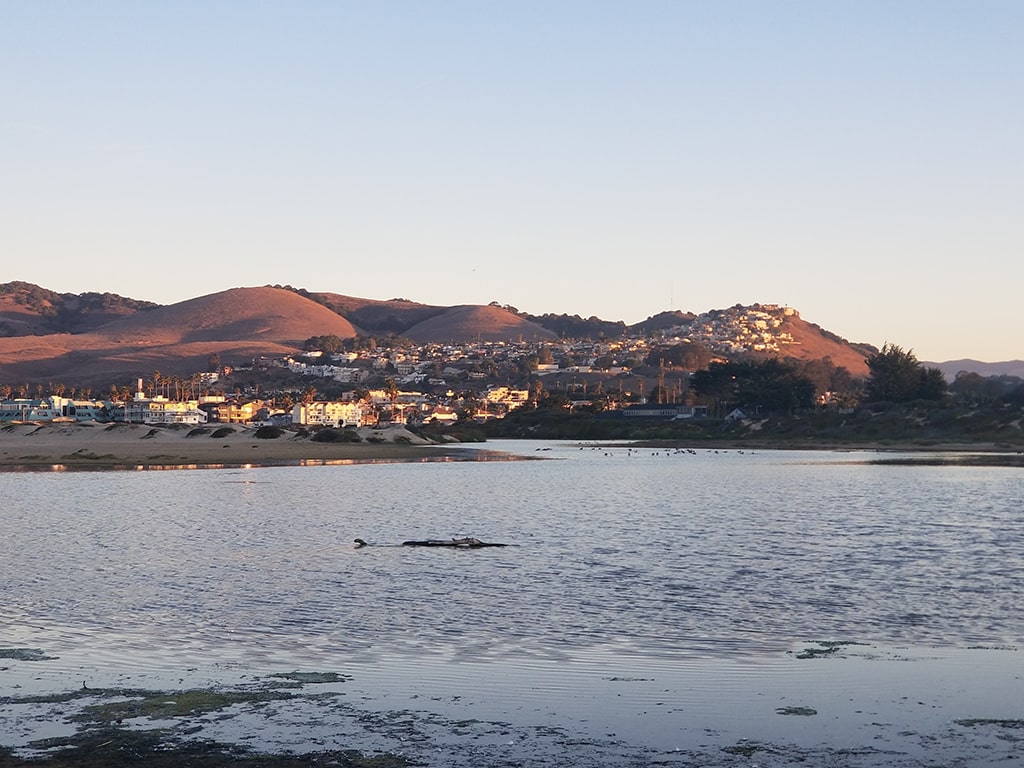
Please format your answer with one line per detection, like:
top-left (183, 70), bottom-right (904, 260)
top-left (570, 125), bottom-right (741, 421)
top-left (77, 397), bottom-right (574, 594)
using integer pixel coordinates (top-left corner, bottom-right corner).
top-left (2, 442), bottom-right (1022, 765)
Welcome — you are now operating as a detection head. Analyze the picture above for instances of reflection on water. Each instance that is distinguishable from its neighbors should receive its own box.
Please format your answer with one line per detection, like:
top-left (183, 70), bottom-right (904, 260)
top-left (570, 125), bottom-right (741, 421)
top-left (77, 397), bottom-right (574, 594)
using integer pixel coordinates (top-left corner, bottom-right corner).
top-left (0, 449), bottom-right (526, 473)
top-left (2, 442), bottom-right (1023, 760)
top-left (3, 444), bottom-right (1023, 656)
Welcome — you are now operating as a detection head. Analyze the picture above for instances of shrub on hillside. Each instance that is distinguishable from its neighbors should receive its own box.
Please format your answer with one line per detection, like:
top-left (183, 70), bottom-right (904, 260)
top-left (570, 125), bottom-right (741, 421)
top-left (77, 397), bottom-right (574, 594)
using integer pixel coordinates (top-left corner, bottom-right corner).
top-left (254, 426), bottom-right (284, 439)
top-left (310, 427), bottom-right (361, 443)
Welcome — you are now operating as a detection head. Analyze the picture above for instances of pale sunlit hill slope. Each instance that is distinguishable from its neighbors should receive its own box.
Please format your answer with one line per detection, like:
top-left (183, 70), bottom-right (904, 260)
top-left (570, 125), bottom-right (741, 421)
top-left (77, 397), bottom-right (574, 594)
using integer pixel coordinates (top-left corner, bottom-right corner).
top-left (96, 287), bottom-right (357, 344)
top-left (776, 312), bottom-right (873, 377)
top-left (0, 287), bottom-right (358, 385)
top-left (402, 304), bottom-right (559, 343)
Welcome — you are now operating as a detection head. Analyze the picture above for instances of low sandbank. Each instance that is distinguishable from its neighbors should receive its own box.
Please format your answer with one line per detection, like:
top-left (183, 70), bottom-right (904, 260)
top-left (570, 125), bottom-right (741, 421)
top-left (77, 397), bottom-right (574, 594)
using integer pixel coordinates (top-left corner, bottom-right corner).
top-left (3, 423), bottom-right (1021, 471)
top-left (0, 422), bottom-right (485, 470)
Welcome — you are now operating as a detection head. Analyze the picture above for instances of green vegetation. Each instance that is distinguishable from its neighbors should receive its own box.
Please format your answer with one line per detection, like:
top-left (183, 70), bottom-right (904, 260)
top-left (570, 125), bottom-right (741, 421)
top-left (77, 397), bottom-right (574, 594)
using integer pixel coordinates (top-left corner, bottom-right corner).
top-left (254, 426), bottom-right (284, 439)
top-left (73, 688), bottom-right (295, 724)
top-left (955, 718), bottom-right (1024, 729)
top-left (268, 671), bottom-right (350, 684)
top-left (794, 641), bottom-right (868, 660)
top-left (484, 397), bottom-right (1024, 448)
top-left (310, 427), bottom-right (362, 443)
top-left (865, 344), bottom-right (947, 403)
top-left (776, 706), bottom-right (818, 716)
top-left (0, 648), bottom-right (58, 661)
top-left (0, 678), bottom-right (412, 768)
top-left (59, 450), bottom-right (119, 462)
top-left (691, 359), bottom-right (816, 414)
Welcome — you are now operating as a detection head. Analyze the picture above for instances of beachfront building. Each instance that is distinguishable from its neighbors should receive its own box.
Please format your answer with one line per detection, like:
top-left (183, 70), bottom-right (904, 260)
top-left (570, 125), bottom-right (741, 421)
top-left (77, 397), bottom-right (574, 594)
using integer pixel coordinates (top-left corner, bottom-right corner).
top-left (292, 400), bottom-right (368, 428)
top-left (197, 398), bottom-right (268, 424)
top-left (104, 379), bottom-right (207, 425)
top-left (119, 395), bottom-right (208, 425)
top-left (0, 396), bottom-right (108, 423)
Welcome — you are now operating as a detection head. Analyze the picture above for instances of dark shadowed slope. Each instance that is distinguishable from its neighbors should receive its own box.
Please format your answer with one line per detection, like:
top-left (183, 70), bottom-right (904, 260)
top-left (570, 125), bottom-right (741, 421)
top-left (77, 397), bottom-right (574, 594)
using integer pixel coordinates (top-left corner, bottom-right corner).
top-left (403, 304), bottom-right (558, 343)
top-left (311, 292), bottom-right (444, 335)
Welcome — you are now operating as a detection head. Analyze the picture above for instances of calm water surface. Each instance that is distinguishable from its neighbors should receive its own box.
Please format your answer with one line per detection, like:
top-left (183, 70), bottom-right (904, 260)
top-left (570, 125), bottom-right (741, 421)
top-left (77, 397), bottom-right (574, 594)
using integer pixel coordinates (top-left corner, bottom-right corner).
top-left (3, 442), bottom-right (1023, 763)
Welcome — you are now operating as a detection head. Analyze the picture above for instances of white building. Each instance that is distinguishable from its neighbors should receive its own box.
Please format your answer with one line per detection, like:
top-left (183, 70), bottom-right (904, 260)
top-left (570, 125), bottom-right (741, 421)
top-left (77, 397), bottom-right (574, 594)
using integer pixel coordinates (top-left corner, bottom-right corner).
top-left (0, 396), bottom-right (107, 422)
top-left (292, 400), bottom-right (368, 427)
top-left (123, 396), bottom-right (207, 424)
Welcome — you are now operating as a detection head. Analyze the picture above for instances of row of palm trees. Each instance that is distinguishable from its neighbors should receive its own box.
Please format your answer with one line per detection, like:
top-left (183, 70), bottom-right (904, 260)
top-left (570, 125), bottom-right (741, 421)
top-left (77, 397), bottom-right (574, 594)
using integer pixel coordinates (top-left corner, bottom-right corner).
top-left (144, 371), bottom-right (211, 402)
top-left (1, 383), bottom-right (95, 400)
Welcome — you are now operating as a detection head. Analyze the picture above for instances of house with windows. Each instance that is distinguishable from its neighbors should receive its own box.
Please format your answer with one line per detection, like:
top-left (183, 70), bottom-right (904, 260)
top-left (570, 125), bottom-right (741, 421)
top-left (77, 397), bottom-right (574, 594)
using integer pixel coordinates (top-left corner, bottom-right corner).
top-left (121, 395), bottom-right (207, 424)
top-left (292, 400), bottom-right (368, 427)
top-left (0, 396), bottom-right (107, 423)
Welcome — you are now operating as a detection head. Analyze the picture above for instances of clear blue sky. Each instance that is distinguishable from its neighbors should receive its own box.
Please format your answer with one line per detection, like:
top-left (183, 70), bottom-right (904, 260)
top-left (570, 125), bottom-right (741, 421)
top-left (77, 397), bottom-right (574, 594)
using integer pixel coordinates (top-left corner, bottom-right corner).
top-left (3, 2), bottom-right (1021, 362)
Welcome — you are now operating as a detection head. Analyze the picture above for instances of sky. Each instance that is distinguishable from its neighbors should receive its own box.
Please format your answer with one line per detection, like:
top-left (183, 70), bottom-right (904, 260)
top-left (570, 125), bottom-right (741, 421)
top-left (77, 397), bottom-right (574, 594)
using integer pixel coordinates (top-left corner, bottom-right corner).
top-left (3, 2), bottom-right (1021, 362)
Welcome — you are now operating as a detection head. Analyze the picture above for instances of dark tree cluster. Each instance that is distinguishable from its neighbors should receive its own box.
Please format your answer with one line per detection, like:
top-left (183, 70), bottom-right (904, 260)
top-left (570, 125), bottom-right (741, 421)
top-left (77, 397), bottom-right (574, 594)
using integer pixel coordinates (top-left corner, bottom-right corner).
top-left (863, 344), bottom-right (947, 404)
top-left (526, 312), bottom-right (628, 339)
top-left (303, 334), bottom-right (345, 354)
top-left (949, 371), bottom-right (1024, 405)
top-left (690, 359), bottom-right (816, 414)
top-left (644, 342), bottom-right (714, 371)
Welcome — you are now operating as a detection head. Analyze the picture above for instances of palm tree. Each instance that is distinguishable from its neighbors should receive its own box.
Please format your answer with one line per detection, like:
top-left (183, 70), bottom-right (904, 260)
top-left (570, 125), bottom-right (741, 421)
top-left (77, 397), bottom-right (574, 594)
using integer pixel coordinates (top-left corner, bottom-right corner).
top-left (384, 377), bottom-right (399, 422)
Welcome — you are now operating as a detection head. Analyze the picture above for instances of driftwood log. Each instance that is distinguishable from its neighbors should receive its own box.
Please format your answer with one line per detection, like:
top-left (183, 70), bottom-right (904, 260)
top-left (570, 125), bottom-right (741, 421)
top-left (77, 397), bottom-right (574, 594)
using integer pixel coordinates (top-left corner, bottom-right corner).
top-left (402, 537), bottom-right (507, 548)
top-left (354, 537), bottom-right (507, 548)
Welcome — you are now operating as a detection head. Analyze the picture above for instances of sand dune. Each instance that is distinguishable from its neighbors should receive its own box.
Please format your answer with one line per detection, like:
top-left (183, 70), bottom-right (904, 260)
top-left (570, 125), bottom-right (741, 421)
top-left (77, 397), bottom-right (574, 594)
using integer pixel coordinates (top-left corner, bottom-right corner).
top-left (0, 422), bottom-right (468, 469)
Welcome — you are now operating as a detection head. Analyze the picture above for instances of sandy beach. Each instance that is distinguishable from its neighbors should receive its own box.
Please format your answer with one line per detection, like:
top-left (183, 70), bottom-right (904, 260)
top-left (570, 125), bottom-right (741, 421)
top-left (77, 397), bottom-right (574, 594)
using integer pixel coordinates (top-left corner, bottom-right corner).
top-left (0, 422), bottom-right (476, 469)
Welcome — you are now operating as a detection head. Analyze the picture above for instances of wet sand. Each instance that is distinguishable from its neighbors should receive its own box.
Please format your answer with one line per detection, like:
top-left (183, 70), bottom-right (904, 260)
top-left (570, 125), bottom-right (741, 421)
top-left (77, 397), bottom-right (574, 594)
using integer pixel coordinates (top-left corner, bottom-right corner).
top-left (0, 422), bottom-right (475, 469)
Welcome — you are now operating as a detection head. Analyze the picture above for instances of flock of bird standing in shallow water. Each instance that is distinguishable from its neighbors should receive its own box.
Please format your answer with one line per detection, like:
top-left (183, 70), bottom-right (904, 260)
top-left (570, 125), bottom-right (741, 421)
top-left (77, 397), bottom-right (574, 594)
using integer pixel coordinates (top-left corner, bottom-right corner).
top-left (530, 446), bottom-right (755, 457)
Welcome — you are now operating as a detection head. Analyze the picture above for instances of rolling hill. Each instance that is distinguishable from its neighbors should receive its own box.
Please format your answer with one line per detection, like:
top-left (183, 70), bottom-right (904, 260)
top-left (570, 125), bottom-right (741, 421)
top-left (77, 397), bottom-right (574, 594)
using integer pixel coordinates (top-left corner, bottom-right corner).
top-left (0, 287), bottom-right (357, 385)
top-left (0, 281), bottom-right (973, 386)
top-left (402, 304), bottom-right (558, 343)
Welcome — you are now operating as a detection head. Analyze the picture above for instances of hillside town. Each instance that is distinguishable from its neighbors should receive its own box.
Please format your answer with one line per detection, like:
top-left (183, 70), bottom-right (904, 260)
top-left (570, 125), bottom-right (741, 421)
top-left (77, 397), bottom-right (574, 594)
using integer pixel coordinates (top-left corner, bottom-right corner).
top-left (0, 306), bottom-right (814, 427)
top-left (5, 303), bottom-right (1018, 435)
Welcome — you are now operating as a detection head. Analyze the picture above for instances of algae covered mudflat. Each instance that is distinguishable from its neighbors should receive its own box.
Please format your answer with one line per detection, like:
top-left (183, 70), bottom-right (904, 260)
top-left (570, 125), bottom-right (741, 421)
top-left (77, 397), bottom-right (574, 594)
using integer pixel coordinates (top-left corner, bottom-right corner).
top-left (3, 642), bottom-right (1023, 767)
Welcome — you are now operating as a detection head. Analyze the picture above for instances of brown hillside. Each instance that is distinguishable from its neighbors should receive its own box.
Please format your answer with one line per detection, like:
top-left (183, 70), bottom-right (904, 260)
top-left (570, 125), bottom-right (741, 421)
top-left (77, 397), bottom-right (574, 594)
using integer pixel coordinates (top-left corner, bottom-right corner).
top-left (0, 287), bottom-right (357, 385)
top-left (403, 305), bottom-right (558, 343)
top-left (97, 287), bottom-right (357, 344)
top-left (0, 281), bottom-right (156, 336)
top-left (0, 335), bottom-right (307, 384)
top-left (777, 314), bottom-right (872, 376)
top-left (311, 292), bottom-right (444, 334)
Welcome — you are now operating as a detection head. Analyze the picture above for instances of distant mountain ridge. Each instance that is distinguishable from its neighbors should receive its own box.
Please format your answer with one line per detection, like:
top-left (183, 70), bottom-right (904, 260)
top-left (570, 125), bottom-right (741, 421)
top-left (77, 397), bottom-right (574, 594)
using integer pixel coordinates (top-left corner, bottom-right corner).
top-left (0, 281), bottom-right (1012, 385)
top-left (925, 359), bottom-right (1024, 382)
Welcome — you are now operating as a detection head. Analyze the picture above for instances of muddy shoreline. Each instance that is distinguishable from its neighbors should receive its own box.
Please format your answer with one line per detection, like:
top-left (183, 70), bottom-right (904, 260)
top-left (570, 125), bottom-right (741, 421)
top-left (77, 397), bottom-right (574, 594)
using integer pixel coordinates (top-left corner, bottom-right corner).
top-left (3, 643), bottom-right (1022, 767)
